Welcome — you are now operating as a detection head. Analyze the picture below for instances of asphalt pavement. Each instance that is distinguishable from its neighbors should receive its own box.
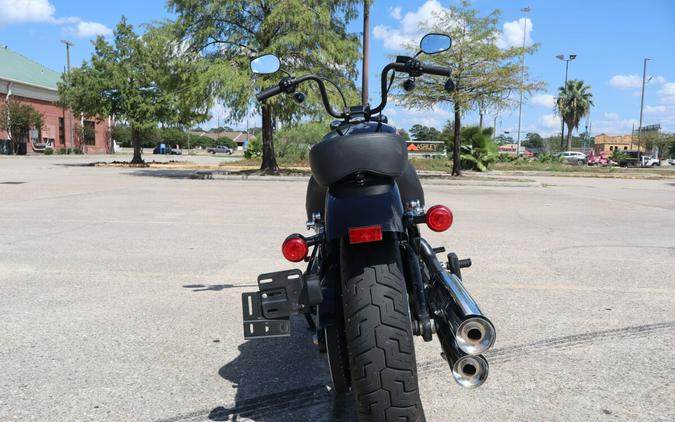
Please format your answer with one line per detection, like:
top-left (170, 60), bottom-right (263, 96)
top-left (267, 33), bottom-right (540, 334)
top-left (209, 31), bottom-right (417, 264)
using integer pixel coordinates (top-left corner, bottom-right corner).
top-left (1, 156), bottom-right (673, 421)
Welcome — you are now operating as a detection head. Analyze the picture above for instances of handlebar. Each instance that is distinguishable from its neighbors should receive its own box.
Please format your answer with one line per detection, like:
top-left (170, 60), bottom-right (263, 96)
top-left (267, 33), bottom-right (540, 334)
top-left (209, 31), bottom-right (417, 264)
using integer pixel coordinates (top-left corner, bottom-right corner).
top-left (255, 59), bottom-right (452, 120)
top-left (420, 64), bottom-right (452, 77)
top-left (256, 85), bottom-right (283, 102)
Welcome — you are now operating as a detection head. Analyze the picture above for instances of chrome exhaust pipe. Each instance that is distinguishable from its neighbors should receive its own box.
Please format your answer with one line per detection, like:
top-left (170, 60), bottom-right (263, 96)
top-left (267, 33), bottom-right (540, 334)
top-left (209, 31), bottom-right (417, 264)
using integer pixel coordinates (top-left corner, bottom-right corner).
top-left (419, 239), bottom-right (496, 355)
top-left (437, 322), bottom-right (489, 388)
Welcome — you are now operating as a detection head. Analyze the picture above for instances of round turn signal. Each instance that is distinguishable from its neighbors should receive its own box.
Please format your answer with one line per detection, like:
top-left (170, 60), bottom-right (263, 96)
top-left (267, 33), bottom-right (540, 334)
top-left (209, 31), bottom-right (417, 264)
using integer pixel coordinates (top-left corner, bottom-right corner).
top-left (425, 205), bottom-right (453, 232)
top-left (281, 235), bottom-right (308, 262)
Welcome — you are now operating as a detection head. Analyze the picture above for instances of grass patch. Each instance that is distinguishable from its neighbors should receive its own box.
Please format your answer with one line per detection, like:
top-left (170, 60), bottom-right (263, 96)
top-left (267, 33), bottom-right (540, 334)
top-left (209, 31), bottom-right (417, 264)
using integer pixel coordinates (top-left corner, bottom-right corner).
top-left (492, 160), bottom-right (618, 173)
top-left (409, 158), bottom-right (453, 172)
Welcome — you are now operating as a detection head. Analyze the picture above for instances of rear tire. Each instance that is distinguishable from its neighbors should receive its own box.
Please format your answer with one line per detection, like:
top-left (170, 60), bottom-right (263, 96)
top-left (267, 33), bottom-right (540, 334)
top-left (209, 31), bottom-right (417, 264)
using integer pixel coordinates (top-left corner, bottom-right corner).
top-left (340, 238), bottom-right (424, 422)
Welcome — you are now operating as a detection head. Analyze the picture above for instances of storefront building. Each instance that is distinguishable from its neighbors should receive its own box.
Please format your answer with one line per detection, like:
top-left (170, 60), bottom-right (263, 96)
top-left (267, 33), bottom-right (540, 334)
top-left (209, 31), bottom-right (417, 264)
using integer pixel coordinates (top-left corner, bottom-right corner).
top-left (0, 45), bottom-right (110, 154)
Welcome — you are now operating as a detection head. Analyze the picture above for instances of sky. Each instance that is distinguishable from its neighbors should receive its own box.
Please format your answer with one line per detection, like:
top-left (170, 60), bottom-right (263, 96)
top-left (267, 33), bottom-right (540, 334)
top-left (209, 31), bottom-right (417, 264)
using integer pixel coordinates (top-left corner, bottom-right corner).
top-left (1, 0), bottom-right (674, 137)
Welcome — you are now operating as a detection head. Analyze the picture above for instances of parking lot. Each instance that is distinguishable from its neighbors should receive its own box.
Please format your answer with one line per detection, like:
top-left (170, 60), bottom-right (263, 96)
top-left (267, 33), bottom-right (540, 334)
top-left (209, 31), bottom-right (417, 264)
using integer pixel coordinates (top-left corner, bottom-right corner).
top-left (1, 156), bottom-right (674, 422)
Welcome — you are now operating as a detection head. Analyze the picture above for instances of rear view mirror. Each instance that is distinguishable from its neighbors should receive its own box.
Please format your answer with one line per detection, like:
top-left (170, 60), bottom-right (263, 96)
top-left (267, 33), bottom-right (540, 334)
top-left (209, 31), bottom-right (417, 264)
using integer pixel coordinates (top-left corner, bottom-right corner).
top-left (420, 34), bottom-right (451, 55)
top-left (250, 54), bottom-right (280, 75)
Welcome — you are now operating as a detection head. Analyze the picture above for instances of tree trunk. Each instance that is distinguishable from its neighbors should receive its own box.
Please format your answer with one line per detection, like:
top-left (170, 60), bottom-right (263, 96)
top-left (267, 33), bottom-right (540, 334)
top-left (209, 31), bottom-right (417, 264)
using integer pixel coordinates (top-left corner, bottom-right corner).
top-left (260, 102), bottom-right (279, 173)
top-left (452, 104), bottom-right (462, 176)
top-left (130, 124), bottom-right (144, 165)
top-left (566, 124), bottom-right (573, 151)
top-left (479, 112), bottom-right (484, 129)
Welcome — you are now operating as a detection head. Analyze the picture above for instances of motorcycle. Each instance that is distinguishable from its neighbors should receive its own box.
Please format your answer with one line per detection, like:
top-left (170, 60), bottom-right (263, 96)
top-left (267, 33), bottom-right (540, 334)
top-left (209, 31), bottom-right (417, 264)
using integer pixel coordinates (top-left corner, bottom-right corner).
top-left (241, 33), bottom-right (496, 422)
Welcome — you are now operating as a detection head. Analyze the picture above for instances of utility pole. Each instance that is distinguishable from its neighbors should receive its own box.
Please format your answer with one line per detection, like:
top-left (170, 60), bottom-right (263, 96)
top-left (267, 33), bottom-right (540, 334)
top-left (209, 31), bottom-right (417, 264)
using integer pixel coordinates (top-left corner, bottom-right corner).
top-left (637, 58), bottom-right (650, 152)
top-left (361, 1), bottom-right (370, 106)
top-left (61, 40), bottom-right (74, 152)
top-left (515, 6), bottom-right (530, 158)
top-left (556, 54), bottom-right (576, 149)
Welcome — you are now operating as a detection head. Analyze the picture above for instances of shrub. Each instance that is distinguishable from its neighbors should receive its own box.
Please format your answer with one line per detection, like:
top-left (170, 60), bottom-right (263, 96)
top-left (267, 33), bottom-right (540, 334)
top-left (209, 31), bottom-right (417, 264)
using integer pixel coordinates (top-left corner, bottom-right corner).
top-left (216, 136), bottom-right (237, 150)
top-left (244, 137), bottom-right (262, 158)
top-left (44, 148), bottom-right (54, 155)
top-left (537, 152), bottom-right (563, 163)
top-left (459, 126), bottom-right (498, 171)
top-left (275, 122), bottom-right (326, 161)
top-left (611, 149), bottom-right (627, 163)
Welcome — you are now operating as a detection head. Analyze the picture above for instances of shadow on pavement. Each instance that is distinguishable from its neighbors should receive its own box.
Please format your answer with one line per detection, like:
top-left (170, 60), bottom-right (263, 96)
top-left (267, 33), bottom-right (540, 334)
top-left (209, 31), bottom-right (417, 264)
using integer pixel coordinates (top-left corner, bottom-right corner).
top-left (182, 284), bottom-right (257, 292)
top-left (128, 169), bottom-right (202, 179)
top-left (208, 315), bottom-right (356, 421)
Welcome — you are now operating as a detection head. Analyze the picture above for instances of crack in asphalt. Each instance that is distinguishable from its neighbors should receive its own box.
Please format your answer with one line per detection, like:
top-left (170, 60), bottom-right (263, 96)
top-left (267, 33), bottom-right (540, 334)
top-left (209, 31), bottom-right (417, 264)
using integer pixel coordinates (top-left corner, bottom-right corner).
top-left (156, 320), bottom-right (675, 422)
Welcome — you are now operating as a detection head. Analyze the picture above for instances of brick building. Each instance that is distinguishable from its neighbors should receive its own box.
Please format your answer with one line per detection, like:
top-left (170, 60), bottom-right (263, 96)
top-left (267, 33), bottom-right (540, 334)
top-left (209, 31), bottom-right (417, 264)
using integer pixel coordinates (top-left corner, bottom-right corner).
top-left (594, 133), bottom-right (644, 154)
top-left (0, 46), bottom-right (110, 154)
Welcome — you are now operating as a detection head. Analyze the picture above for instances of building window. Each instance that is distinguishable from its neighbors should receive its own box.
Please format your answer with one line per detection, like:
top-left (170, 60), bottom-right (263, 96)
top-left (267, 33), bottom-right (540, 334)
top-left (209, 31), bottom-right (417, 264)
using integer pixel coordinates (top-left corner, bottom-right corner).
top-left (624, 146), bottom-right (628, 150)
top-left (83, 121), bottom-right (96, 145)
top-left (59, 117), bottom-right (65, 145)
top-left (609, 146), bottom-right (614, 151)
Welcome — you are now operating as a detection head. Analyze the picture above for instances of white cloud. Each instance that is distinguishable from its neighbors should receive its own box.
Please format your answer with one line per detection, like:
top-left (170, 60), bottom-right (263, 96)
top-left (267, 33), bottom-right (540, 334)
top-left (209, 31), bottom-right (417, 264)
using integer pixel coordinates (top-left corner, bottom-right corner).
top-left (390, 6), bottom-right (402, 20)
top-left (592, 113), bottom-right (639, 135)
top-left (0, 0), bottom-right (55, 24)
top-left (644, 105), bottom-right (666, 114)
top-left (610, 74), bottom-right (666, 89)
top-left (0, 0), bottom-right (109, 38)
top-left (65, 21), bottom-right (112, 38)
top-left (659, 82), bottom-right (675, 97)
top-left (530, 94), bottom-right (554, 108)
top-left (609, 74), bottom-right (643, 89)
top-left (496, 18), bottom-right (533, 49)
top-left (658, 82), bottom-right (675, 105)
top-left (540, 114), bottom-right (561, 129)
top-left (373, 0), bottom-right (444, 51)
top-left (391, 104), bottom-right (452, 130)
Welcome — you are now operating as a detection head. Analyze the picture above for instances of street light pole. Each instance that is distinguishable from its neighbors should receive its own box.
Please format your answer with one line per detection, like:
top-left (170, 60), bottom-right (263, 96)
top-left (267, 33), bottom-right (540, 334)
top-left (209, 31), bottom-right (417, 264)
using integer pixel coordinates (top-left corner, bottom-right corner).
top-left (61, 40), bottom-right (74, 152)
top-left (515, 6), bottom-right (530, 158)
top-left (361, 1), bottom-right (370, 106)
top-left (637, 58), bottom-right (650, 152)
top-left (556, 54), bottom-right (576, 149)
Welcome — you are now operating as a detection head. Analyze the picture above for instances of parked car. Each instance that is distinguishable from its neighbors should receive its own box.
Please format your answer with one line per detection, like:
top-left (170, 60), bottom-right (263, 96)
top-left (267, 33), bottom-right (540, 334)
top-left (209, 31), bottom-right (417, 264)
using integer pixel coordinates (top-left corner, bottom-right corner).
top-left (153, 144), bottom-right (182, 155)
top-left (207, 145), bottom-right (233, 154)
top-left (586, 150), bottom-right (610, 166)
top-left (667, 158), bottom-right (675, 166)
top-left (641, 156), bottom-right (660, 167)
top-left (556, 151), bottom-right (587, 165)
top-left (617, 150), bottom-right (658, 167)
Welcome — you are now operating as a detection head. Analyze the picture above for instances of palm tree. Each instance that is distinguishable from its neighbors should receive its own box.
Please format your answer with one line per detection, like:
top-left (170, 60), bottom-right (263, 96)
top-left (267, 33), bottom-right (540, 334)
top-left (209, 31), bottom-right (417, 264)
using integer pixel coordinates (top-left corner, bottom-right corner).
top-left (460, 126), bottom-right (498, 172)
top-left (555, 80), bottom-right (594, 151)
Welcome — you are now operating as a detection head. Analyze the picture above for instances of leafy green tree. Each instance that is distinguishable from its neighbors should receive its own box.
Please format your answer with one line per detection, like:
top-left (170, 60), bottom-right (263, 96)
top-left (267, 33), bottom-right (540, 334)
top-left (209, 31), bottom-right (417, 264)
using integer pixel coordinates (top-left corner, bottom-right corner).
top-left (58, 18), bottom-right (212, 164)
top-left (460, 126), bottom-right (498, 171)
top-left (168, 0), bottom-right (361, 173)
top-left (216, 136), bottom-right (238, 150)
top-left (523, 132), bottom-right (543, 149)
top-left (0, 100), bottom-right (43, 150)
top-left (209, 126), bottom-right (234, 133)
top-left (555, 80), bottom-right (593, 151)
top-left (274, 121), bottom-right (326, 160)
top-left (397, 0), bottom-right (542, 175)
top-left (398, 128), bottom-right (411, 141)
top-left (410, 124), bottom-right (440, 143)
top-left (494, 134), bottom-right (514, 145)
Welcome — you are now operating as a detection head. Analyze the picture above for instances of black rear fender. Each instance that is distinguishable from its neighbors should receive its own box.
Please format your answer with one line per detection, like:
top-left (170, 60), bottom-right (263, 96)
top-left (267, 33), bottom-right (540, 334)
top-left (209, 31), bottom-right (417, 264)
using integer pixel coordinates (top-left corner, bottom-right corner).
top-left (325, 175), bottom-right (404, 241)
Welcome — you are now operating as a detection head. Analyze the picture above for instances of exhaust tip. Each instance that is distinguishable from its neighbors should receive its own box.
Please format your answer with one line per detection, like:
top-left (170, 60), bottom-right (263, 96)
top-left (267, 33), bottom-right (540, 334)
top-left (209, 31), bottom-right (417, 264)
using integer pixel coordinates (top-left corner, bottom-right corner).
top-left (452, 355), bottom-right (489, 389)
top-left (456, 317), bottom-right (496, 355)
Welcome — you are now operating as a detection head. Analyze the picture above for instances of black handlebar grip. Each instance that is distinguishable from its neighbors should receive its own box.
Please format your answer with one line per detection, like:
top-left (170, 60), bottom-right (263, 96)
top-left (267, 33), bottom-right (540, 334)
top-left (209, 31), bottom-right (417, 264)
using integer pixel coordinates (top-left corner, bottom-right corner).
top-left (421, 64), bottom-right (452, 77)
top-left (256, 84), bottom-right (282, 101)
top-left (458, 258), bottom-right (472, 268)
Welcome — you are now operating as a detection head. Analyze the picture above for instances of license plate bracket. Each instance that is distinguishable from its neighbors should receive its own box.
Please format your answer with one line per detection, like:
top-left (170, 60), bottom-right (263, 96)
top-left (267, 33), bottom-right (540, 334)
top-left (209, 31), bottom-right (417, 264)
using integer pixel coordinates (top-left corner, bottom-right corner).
top-left (241, 292), bottom-right (291, 339)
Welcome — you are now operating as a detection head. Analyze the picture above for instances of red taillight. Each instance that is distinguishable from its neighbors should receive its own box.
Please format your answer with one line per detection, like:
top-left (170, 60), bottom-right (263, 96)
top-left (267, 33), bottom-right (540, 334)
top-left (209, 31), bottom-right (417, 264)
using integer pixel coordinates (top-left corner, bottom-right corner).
top-left (281, 235), bottom-right (308, 262)
top-left (426, 205), bottom-right (453, 232)
top-left (348, 225), bottom-right (383, 244)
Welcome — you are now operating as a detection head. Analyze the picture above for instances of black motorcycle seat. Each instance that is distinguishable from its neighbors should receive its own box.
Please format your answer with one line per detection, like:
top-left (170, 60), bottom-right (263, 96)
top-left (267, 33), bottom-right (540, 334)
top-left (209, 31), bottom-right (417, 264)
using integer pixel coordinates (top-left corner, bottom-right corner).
top-left (309, 132), bottom-right (408, 187)
top-left (306, 162), bottom-right (425, 220)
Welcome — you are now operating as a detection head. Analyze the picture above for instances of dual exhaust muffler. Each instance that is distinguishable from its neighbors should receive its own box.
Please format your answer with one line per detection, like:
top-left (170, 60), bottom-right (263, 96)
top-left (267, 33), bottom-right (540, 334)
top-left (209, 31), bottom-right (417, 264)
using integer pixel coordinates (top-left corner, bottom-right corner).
top-left (419, 239), bottom-right (495, 389)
